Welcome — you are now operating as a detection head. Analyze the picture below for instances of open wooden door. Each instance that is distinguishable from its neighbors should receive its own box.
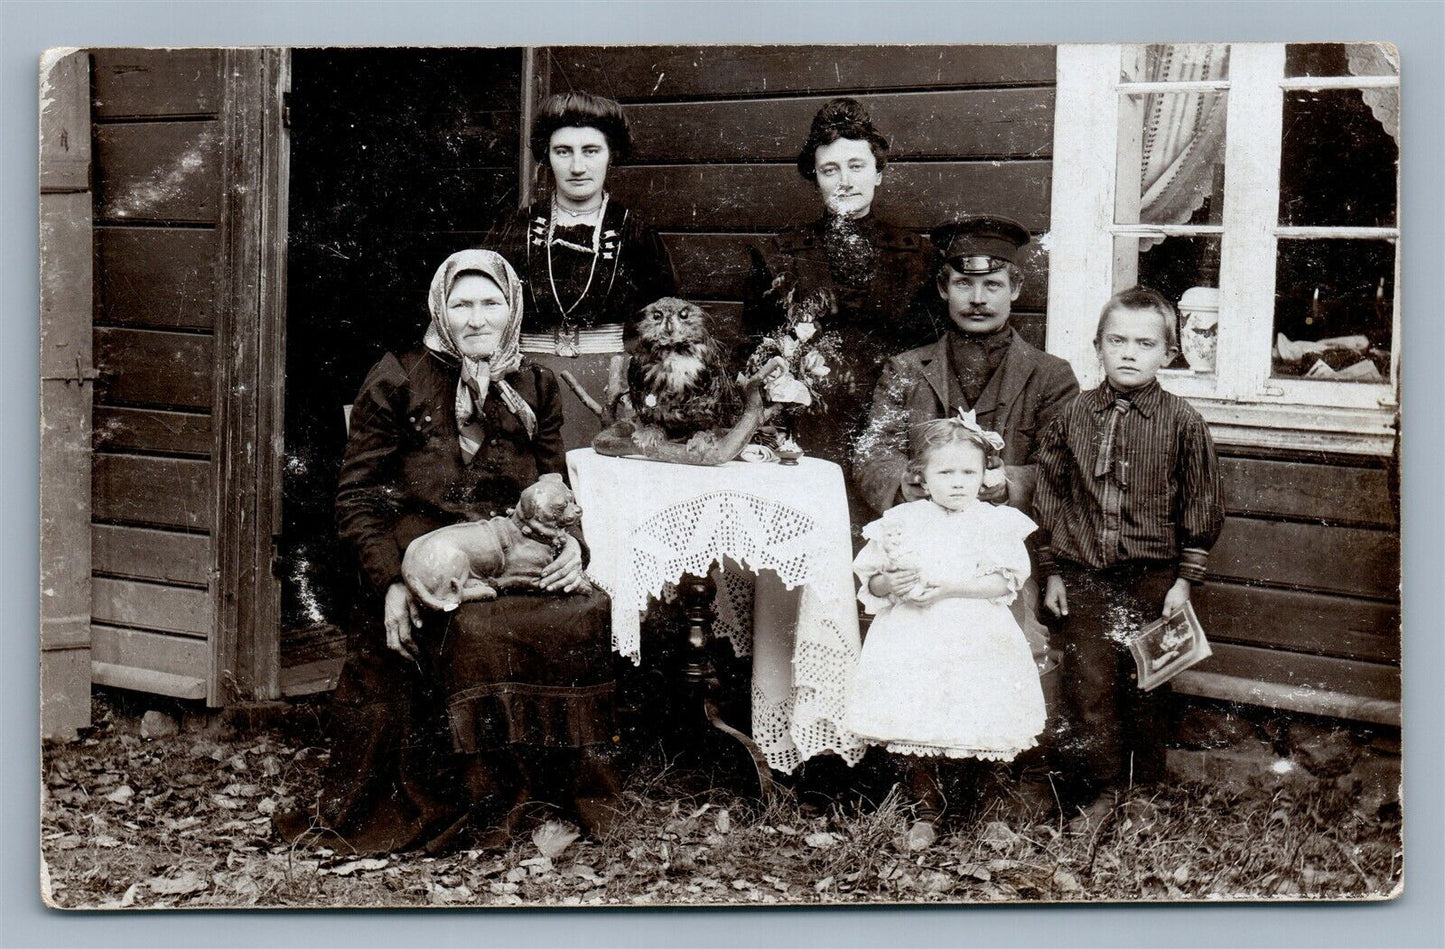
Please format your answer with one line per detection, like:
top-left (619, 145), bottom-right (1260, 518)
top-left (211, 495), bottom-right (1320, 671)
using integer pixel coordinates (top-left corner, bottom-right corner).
top-left (85, 48), bottom-right (288, 708)
top-left (40, 50), bottom-right (96, 740)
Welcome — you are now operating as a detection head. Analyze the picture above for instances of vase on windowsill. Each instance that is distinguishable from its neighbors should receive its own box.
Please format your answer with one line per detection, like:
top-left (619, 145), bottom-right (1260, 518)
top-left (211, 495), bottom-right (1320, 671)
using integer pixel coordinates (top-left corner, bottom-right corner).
top-left (1178, 286), bottom-right (1219, 374)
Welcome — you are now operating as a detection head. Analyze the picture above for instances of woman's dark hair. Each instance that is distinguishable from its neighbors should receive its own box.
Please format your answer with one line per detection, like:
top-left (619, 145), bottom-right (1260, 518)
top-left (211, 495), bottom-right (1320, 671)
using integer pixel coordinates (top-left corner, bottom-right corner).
top-left (529, 91), bottom-right (632, 165)
top-left (796, 97), bottom-right (890, 181)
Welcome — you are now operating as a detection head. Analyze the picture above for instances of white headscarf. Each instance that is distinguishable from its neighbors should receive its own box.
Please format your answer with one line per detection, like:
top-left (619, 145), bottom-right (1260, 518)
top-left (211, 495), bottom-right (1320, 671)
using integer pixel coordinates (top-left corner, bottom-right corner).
top-left (423, 249), bottom-right (537, 444)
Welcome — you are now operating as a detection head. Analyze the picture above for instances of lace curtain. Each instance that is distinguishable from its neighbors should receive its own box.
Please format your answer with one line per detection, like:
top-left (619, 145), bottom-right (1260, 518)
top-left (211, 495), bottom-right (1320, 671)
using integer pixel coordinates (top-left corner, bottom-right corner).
top-left (1130, 44), bottom-right (1231, 247)
top-left (1345, 42), bottom-right (1400, 144)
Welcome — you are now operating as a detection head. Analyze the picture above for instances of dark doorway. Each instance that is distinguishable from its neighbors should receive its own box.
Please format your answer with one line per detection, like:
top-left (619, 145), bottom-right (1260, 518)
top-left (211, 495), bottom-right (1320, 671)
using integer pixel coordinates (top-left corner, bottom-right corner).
top-left (279, 48), bottom-right (525, 687)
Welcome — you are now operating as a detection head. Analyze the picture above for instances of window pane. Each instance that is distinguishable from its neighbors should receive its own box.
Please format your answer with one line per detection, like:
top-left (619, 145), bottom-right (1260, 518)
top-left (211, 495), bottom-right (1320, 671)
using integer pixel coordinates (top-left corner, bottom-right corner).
top-left (1279, 89), bottom-right (1399, 228)
top-left (1272, 239), bottom-right (1395, 382)
top-left (1116, 92), bottom-right (1227, 227)
top-left (1112, 234), bottom-right (1223, 373)
top-left (1285, 42), bottom-right (1398, 78)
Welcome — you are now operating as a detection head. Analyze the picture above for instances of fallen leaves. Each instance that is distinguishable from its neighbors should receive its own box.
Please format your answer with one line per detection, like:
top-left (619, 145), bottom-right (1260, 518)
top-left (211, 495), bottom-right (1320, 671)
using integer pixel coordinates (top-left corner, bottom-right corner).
top-left (324, 858), bottom-right (389, 877)
top-left (532, 820), bottom-right (581, 860)
top-left (41, 693), bottom-right (1404, 909)
top-left (146, 870), bottom-right (209, 895)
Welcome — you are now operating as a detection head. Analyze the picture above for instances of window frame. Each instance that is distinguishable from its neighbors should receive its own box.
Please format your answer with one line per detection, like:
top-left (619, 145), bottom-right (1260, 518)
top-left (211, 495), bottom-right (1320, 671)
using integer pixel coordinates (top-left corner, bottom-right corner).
top-left (1048, 43), bottom-right (1401, 457)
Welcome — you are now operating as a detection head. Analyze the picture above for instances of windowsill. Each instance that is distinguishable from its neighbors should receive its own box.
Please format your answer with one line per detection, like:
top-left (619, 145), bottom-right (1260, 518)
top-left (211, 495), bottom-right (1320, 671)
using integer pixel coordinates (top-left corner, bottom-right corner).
top-left (1073, 367), bottom-right (1398, 456)
top-left (1152, 369), bottom-right (1398, 455)
top-left (1184, 397), bottom-right (1397, 456)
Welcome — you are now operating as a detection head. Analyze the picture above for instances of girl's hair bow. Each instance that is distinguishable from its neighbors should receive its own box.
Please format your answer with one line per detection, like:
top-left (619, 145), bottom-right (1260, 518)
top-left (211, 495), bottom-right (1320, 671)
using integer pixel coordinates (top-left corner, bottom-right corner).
top-left (950, 408), bottom-right (1006, 452)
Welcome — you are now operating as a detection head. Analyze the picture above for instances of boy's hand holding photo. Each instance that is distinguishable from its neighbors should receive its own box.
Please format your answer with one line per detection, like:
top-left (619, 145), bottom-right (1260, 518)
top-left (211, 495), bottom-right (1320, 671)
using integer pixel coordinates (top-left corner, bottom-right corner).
top-left (1162, 578), bottom-right (1193, 619)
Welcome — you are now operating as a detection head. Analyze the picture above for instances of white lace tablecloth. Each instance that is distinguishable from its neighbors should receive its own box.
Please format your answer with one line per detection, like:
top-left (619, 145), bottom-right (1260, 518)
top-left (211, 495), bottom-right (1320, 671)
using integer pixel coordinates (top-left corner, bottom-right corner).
top-left (567, 448), bottom-right (866, 773)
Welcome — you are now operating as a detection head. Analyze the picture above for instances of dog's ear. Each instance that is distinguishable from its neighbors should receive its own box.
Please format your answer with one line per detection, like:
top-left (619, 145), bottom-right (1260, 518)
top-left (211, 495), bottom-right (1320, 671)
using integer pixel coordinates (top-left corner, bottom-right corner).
top-left (515, 491), bottom-right (536, 521)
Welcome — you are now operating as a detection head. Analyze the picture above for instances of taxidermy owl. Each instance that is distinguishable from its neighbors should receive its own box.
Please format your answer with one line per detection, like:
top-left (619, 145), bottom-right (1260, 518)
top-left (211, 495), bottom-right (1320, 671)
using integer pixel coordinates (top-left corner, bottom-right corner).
top-left (627, 297), bottom-right (741, 439)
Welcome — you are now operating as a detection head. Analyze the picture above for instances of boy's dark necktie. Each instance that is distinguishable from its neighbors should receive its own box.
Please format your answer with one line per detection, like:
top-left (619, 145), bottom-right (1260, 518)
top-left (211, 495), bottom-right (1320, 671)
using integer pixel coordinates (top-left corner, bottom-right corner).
top-left (1094, 397), bottom-right (1131, 487)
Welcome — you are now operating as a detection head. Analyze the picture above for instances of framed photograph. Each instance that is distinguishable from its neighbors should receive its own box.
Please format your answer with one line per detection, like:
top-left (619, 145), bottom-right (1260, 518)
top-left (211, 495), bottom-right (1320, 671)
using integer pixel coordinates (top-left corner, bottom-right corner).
top-left (39, 38), bottom-right (1406, 911)
top-left (1129, 603), bottom-right (1212, 691)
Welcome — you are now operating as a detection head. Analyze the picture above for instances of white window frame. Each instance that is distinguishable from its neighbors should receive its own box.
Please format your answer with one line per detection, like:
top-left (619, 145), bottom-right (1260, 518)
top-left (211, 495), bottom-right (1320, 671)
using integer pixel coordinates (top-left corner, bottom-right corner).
top-left (1047, 44), bottom-right (1401, 456)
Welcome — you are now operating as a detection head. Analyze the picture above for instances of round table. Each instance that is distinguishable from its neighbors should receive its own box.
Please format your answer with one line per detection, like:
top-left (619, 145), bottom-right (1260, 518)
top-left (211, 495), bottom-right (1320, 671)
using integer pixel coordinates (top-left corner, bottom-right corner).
top-left (566, 448), bottom-right (866, 774)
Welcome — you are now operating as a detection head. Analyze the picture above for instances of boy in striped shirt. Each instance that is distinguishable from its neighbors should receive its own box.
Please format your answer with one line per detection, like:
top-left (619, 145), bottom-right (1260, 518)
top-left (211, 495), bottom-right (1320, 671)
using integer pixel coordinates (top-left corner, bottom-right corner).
top-left (1033, 287), bottom-right (1225, 820)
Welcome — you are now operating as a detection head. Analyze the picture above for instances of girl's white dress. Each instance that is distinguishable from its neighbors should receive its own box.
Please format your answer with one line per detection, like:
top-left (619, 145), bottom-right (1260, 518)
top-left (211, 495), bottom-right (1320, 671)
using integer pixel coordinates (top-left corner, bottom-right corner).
top-left (845, 499), bottom-right (1046, 761)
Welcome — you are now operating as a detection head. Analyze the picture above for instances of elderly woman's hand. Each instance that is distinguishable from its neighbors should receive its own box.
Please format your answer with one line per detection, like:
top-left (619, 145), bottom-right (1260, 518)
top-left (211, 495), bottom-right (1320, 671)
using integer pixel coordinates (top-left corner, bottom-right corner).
top-left (539, 534), bottom-right (586, 593)
top-left (383, 581), bottom-right (423, 660)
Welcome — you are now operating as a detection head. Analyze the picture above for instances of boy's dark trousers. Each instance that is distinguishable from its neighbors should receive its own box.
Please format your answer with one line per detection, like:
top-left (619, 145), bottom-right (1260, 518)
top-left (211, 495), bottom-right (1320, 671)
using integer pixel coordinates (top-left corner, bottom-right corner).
top-left (1052, 559), bottom-right (1178, 795)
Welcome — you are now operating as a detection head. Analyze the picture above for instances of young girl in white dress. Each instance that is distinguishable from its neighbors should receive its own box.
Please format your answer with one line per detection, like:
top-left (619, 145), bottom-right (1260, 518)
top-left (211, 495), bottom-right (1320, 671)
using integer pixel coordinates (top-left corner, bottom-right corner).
top-left (846, 411), bottom-right (1046, 844)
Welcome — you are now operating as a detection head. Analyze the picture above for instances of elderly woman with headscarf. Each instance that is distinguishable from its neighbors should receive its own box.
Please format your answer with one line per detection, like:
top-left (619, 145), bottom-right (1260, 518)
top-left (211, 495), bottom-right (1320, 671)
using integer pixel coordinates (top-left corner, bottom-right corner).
top-left (279, 250), bottom-right (621, 856)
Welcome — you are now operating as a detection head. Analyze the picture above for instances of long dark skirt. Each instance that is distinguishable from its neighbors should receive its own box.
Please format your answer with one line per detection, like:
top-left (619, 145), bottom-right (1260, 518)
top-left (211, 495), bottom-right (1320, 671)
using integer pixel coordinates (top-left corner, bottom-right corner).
top-left (277, 588), bottom-right (620, 855)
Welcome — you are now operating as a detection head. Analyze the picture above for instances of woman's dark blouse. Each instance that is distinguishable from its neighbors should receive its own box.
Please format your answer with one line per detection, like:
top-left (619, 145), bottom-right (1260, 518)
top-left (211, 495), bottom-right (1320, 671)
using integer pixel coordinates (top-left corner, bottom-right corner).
top-left (336, 348), bottom-right (566, 599)
top-left (484, 202), bottom-right (676, 335)
top-left (742, 215), bottom-right (940, 465)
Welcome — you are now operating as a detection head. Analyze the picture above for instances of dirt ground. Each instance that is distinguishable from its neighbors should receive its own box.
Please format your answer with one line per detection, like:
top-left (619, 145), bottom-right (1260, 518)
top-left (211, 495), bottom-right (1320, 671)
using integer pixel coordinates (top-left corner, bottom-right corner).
top-left (40, 689), bottom-right (1402, 909)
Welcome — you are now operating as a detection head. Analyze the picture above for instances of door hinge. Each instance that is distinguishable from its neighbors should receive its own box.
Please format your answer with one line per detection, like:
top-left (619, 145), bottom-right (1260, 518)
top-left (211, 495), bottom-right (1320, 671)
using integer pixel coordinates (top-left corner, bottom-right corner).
top-left (271, 535), bottom-right (286, 579)
top-left (40, 358), bottom-right (100, 385)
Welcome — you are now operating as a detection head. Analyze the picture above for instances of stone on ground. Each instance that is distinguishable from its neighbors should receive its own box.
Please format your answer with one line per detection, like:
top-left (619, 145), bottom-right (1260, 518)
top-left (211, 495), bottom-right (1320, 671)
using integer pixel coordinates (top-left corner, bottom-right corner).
top-left (139, 710), bottom-right (179, 740)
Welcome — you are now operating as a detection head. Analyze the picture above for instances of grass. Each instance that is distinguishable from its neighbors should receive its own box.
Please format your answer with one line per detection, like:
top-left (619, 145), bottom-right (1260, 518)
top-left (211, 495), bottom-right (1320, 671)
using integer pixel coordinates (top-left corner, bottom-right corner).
top-left (40, 691), bottom-right (1402, 909)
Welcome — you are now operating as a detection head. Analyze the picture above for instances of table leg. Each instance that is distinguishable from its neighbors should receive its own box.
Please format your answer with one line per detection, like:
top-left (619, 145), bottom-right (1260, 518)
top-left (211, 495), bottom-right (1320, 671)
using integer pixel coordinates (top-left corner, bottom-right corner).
top-left (677, 572), bottom-right (776, 800)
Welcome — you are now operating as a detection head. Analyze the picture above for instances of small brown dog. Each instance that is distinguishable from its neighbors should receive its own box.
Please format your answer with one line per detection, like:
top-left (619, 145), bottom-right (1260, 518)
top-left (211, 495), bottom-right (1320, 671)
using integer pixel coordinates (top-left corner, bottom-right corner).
top-left (402, 473), bottom-right (591, 611)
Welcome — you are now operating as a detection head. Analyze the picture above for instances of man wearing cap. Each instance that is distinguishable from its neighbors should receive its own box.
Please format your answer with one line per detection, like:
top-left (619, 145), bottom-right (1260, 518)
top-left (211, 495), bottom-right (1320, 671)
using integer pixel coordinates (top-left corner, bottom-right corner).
top-left (855, 217), bottom-right (1079, 791)
top-left (855, 214), bottom-right (1078, 514)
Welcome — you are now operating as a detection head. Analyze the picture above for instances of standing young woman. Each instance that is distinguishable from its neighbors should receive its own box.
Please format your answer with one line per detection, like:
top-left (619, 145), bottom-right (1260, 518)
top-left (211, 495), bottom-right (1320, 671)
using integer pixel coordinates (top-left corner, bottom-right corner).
top-left (486, 92), bottom-right (677, 450)
top-left (742, 97), bottom-right (939, 532)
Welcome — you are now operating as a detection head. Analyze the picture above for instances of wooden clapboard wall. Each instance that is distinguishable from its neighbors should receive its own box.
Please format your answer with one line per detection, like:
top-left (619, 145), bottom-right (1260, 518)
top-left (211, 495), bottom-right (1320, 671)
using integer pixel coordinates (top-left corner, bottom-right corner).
top-left (88, 49), bottom-right (286, 705)
top-left (1178, 450), bottom-right (1401, 723)
top-left (89, 49), bottom-right (223, 702)
top-left (542, 45), bottom-right (1057, 347)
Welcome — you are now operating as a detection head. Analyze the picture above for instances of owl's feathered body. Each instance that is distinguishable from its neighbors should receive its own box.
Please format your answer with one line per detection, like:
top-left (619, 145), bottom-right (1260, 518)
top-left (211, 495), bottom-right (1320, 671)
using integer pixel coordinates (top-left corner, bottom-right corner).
top-left (628, 298), bottom-right (740, 438)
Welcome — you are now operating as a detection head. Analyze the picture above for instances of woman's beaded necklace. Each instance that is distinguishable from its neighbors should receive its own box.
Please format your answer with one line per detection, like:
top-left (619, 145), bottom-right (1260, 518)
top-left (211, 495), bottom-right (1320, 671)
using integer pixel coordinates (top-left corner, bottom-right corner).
top-left (546, 192), bottom-right (609, 322)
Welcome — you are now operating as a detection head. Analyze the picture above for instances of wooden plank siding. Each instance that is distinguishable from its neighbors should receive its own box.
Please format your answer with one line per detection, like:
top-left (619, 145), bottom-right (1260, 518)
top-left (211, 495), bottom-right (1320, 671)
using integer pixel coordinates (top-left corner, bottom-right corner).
top-left (624, 88), bottom-right (1055, 163)
top-left (547, 45), bottom-right (1058, 99)
top-left (608, 162), bottom-right (1052, 233)
top-left (93, 406), bottom-right (212, 456)
top-left (93, 328), bottom-right (215, 410)
top-left (1183, 451), bottom-right (1401, 719)
top-left (92, 454), bottom-right (212, 532)
top-left (90, 625), bottom-right (209, 699)
top-left (92, 49), bottom-right (222, 119)
top-left (92, 525), bottom-right (211, 586)
top-left (94, 122), bottom-right (224, 224)
top-left (95, 227), bottom-right (220, 330)
top-left (90, 49), bottom-right (224, 700)
top-left (92, 578), bottom-right (211, 636)
top-left (546, 45), bottom-right (1057, 349)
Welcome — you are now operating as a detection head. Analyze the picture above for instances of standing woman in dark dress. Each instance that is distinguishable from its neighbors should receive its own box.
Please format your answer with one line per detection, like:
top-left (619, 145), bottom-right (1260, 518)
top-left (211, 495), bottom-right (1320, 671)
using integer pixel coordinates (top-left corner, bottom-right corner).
top-left (743, 98), bottom-right (938, 534)
top-left (280, 249), bottom-right (621, 855)
top-left (487, 91), bottom-right (677, 450)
